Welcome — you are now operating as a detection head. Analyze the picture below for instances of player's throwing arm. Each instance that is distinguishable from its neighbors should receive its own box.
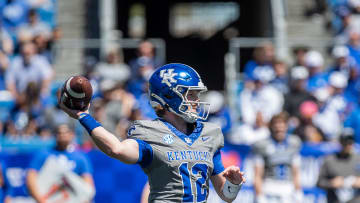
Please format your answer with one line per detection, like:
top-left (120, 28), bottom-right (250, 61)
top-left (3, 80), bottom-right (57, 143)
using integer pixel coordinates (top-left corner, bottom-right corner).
top-left (59, 101), bottom-right (140, 164)
top-left (58, 76), bottom-right (140, 164)
top-left (59, 63), bottom-right (246, 203)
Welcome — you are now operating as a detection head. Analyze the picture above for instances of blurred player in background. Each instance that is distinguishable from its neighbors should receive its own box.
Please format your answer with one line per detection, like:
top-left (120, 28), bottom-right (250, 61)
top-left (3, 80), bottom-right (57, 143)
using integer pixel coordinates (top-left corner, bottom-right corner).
top-left (253, 112), bottom-right (302, 203)
top-left (26, 124), bottom-right (95, 203)
top-left (0, 160), bottom-right (11, 203)
top-left (60, 63), bottom-right (245, 202)
top-left (317, 129), bottom-right (360, 203)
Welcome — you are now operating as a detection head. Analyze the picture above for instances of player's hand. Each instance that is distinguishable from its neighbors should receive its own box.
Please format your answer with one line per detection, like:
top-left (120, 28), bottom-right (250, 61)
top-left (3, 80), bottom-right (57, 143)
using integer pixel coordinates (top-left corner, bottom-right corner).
top-left (59, 96), bottom-right (90, 119)
top-left (351, 177), bottom-right (360, 188)
top-left (255, 195), bottom-right (266, 203)
top-left (330, 176), bottom-right (344, 188)
top-left (35, 196), bottom-right (48, 203)
top-left (223, 165), bottom-right (246, 185)
top-left (292, 190), bottom-right (303, 203)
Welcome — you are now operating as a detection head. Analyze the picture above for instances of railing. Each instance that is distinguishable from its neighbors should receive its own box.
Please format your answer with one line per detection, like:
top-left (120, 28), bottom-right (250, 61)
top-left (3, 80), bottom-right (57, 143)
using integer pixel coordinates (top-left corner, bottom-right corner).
top-left (53, 38), bottom-right (166, 79)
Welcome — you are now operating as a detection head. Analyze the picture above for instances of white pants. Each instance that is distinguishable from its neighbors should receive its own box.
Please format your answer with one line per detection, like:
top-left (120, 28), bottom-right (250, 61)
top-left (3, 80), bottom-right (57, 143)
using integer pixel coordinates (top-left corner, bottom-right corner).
top-left (257, 179), bottom-right (302, 203)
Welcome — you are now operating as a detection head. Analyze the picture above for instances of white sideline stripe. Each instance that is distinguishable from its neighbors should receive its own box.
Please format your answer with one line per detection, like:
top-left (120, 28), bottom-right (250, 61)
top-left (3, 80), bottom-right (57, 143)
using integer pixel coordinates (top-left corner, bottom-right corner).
top-left (66, 77), bottom-right (86, 99)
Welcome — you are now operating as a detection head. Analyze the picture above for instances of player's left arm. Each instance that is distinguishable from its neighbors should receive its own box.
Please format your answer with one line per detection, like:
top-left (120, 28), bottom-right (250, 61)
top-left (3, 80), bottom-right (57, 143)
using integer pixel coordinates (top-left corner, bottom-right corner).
top-left (26, 152), bottom-right (48, 203)
top-left (140, 181), bottom-right (150, 203)
top-left (27, 169), bottom-right (47, 203)
top-left (292, 164), bottom-right (301, 191)
top-left (210, 166), bottom-right (246, 203)
top-left (82, 174), bottom-right (94, 187)
top-left (291, 154), bottom-right (303, 202)
top-left (209, 149), bottom-right (245, 202)
top-left (78, 154), bottom-right (95, 190)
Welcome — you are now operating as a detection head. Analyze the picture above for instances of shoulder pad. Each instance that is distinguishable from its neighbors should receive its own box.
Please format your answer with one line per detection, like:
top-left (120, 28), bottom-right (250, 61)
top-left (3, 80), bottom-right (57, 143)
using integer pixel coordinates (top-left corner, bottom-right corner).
top-left (202, 121), bottom-right (224, 148)
top-left (127, 120), bottom-right (147, 139)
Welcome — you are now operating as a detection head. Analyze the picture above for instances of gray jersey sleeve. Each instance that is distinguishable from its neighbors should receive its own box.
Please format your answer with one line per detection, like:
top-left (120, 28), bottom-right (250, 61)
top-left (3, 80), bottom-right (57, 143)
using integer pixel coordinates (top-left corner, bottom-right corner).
top-left (127, 121), bottom-right (154, 168)
top-left (202, 122), bottom-right (224, 149)
top-left (127, 121), bottom-right (148, 140)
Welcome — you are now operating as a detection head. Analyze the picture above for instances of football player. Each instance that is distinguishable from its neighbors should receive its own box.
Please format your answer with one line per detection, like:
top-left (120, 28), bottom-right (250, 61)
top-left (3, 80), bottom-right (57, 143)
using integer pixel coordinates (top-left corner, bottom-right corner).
top-left (253, 113), bottom-right (302, 203)
top-left (60, 63), bottom-right (245, 202)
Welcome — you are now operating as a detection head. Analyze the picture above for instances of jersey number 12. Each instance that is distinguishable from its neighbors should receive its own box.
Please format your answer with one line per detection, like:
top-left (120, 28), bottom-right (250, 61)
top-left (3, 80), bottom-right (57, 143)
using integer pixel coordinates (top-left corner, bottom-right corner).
top-left (179, 162), bottom-right (208, 202)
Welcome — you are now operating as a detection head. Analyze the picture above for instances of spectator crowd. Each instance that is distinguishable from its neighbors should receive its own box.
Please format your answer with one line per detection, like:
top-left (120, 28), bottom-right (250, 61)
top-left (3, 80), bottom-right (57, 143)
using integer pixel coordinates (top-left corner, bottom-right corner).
top-left (0, 0), bottom-right (162, 146)
top-left (0, 0), bottom-right (59, 143)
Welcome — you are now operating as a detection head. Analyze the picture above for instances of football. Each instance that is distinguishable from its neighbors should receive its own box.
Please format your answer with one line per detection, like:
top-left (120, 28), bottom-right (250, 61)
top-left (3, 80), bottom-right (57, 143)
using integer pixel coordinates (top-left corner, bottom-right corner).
top-left (60, 76), bottom-right (93, 110)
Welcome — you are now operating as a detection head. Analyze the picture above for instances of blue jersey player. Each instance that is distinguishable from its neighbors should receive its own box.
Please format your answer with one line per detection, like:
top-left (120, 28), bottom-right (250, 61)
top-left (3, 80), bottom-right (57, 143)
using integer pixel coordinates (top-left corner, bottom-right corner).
top-left (60, 63), bottom-right (246, 202)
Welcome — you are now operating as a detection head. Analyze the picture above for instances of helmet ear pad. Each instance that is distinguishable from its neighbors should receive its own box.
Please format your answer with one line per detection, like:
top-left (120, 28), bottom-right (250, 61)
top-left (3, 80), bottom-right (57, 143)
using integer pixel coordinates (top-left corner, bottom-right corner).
top-left (159, 88), bottom-right (183, 112)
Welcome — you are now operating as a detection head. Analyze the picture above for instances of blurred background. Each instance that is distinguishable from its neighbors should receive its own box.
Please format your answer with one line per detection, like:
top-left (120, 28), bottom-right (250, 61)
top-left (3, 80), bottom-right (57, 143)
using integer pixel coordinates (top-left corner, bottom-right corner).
top-left (1, 0), bottom-right (360, 202)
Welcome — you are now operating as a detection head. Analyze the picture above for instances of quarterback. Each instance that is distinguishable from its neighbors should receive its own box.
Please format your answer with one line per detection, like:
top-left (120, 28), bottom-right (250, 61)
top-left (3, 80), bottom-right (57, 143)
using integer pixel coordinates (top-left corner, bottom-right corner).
top-left (60, 63), bottom-right (245, 202)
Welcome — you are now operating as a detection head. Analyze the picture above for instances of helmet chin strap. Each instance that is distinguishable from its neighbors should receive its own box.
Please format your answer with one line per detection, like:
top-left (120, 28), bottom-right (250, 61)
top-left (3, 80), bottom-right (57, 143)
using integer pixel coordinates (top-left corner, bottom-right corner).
top-left (168, 106), bottom-right (197, 123)
top-left (181, 113), bottom-right (197, 123)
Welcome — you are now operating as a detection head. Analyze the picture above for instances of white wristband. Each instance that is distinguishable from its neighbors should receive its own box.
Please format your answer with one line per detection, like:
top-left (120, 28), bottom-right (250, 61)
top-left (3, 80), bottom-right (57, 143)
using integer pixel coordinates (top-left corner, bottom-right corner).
top-left (223, 180), bottom-right (242, 199)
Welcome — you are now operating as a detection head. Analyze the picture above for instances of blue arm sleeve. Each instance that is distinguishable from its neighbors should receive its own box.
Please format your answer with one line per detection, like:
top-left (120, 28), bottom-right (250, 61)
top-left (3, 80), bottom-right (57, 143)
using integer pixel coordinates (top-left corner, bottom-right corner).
top-left (212, 149), bottom-right (225, 176)
top-left (135, 139), bottom-right (153, 168)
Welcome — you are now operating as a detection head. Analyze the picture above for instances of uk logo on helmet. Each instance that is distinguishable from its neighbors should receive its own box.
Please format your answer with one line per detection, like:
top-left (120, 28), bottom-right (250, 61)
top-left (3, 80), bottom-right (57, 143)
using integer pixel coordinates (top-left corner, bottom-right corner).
top-left (160, 69), bottom-right (178, 87)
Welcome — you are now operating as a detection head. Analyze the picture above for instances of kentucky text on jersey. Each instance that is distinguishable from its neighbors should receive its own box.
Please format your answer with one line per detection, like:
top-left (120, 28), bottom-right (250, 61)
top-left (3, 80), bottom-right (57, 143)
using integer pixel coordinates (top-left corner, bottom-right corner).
top-left (166, 150), bottom-right (211, 162)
